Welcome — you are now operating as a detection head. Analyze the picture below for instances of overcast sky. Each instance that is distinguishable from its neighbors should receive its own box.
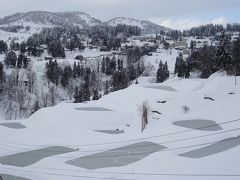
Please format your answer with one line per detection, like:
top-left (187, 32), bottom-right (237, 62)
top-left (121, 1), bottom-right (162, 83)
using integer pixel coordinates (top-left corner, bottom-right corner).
top-left (0, 0), bottom-right (239, 30)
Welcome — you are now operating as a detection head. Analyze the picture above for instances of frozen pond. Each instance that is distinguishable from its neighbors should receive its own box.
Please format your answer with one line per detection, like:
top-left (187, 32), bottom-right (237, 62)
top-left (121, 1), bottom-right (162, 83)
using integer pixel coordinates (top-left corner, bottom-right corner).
top-left (0, 146), bottom-right (76, 167)
top-left (0, 174), bottom-right (30, 180)
top-left (75, 107), bottom-right (113, 111)
top-left (0, 123), bottom-right (26, 129)
top-left (95, 130), bottom-right (124, 134)
top-left (144, 86), bottom-right (177, 91)
top-left (179, 137), bottom-right (240, 158)
top-left (66, 141), bottom-right (166, 170)
top-left (173, 119), bottom-right (222, 131)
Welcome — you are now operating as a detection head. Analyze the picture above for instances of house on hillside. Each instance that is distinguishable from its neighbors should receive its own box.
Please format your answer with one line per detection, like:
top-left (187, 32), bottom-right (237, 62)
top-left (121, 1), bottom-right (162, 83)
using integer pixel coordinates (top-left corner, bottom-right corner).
top-left (174, 41), bottom-right (188, 50)
top-left (183, 49), bottom-right (190, 56)
top-left (212, 41), bottom-right (220, 47)
top-left (44, 56), bottom-right (53, 61)
top-left (232, 32), bottom-right (240, 41)
top-left (162, 41), bottom-right (170, 50)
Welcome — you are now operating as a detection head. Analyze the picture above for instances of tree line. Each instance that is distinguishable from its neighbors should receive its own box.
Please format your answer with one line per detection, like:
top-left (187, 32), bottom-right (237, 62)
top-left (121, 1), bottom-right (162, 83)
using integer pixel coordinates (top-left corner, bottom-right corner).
top-left (174, 32), bottom-right (240, 78)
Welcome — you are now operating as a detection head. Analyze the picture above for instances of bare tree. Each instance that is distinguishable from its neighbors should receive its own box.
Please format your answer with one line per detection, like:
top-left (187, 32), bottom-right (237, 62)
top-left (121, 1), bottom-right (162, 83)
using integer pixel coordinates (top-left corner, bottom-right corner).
top-left (16, 87), bottom-right (27, 110)
top-left (142, 62), bottom-right (155, 77)
top-left (5, 99), bottom-right (14, 120)
top-left (138, 101), bottom-right (150, 132)
top-left (49, 86), bottom-right (58, 106)
top-left (66, 79), bottom-right (74, 101)
top-left (15, 88), bottom-right (28, 118)
top-left (26, 67), bottom-right (37, 93)
top-left (182, 106), bottom-right (190, 113)
top-left (41, 91), bottom-right (49, 108)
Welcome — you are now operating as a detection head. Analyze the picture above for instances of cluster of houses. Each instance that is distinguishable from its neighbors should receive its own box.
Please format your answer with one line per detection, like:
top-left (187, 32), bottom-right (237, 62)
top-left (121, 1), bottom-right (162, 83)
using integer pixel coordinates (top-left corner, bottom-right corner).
top-left (38, 31), bottom-right (240, 64)
top-left (124, 31), bottom-right (239, 58)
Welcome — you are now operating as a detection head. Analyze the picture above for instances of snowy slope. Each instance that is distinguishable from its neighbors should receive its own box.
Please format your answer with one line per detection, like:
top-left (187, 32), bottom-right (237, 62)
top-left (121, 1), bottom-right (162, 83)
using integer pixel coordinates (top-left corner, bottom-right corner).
top-left (106, 17), bottom-right (170, 33)
top-left (0, 71), bottom-right (240, 179)
top-left (0, 12), bottom-right (169, 34)
top-left (0, 30), bottom-right (32, 44)
top-left (0, 11), bottom-right (102, 29)
top-left (56, 12), bottom-right (102, 27)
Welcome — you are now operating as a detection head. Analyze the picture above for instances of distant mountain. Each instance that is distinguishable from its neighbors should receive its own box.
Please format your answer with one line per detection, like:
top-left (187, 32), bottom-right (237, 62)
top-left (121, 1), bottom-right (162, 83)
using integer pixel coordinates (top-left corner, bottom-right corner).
top-left (56, 11), bottom-right (102, 27)
top-left (0, 11), bottom-right (169, 33)
top-left (0, 11), bottom-right (102, 28)
top-left (106, 17), bottom-right (170, 33)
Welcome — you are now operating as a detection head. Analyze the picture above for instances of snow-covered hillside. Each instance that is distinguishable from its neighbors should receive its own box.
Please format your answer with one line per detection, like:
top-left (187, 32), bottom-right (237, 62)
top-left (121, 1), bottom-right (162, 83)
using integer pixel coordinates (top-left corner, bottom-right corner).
top-left (0, 71), bottom-right (240, 179)
top-left (106, 17), bottom-right (169, 34)
top-left (0, 12), bottom-right (170, 34)
top-left (0, 11), bottom-right (102, 29)
top-left (107, 17), bottom-right (146, 28)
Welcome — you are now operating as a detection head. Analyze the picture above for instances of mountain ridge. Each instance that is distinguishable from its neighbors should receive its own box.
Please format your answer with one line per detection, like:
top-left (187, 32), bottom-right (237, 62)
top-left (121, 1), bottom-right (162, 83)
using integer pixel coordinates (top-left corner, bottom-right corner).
top-left (106, 17), bottom-right (170, 33)
top-left (0, 11), bottom-right (169, 33)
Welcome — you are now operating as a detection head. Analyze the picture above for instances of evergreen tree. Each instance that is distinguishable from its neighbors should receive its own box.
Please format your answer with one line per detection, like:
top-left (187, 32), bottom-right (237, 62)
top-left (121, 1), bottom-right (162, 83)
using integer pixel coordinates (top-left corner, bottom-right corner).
top-left (156, 61), bottom-right (164, 83)
top-left (84, 67), bottom-right (91, 86)
top-left (216, 32), bottom-right (232, 70)
top-left (190, 40), bottom-right (196, 51)
top-left (156, 61), bottom-right (169, 83)
top-left (48, 41), bottom-right (65, 58)
top-left (31, 101), bottom-right (40, 115)
top-left (46, 60), bottom-right (62, 85)
top-left (0, 62), bottom-right (4, 94)
top-left (117, 59), bottom-right (123, 71)
top-left (20, 42), bottom-right (26, 54)
top-left (17, 54), bottom-right (27, 69)
top-left (232, 38), bottom-right (240, 75)
top-left (74, 86), bottom-right (83, 103)
top-left (0, 40), bottom-right (8, 54)
top-left (186, 45), bottom-right (217, 78)
top-left (174, 53), bottom-right (187, 78)
top-left (61, 66), bottom-right (73, 88)
top-left (97, 62), bottom-right (100, 73)
top-left (104, 80), bottom-right (110, 95)
top-left (163, 61), bottom-right (170, 80)
top-left (112, 69), bottom-right (129, 91)
top-left (23, 55), bottom-right (28, 69)
top-left (128, 64), bottom-right (137, 81)
top-left (66, 38), bottom-right (75, 51)
top-left (92, 89), bottom-right (100, 100)
top-left (135, 79), bottom-right (139, 84)
top-left (90, 70), bottom-right (97, 88)
top-left (4, 51), bottom-right (17, 68)
top-left (101, 57), bottom-right (106, 73)
top-left (0, 62), bottom-right (4, 82)
top-left (72, 62), bottom-right (78, 78)
top-left (83, 83), bottom-right (91, 102)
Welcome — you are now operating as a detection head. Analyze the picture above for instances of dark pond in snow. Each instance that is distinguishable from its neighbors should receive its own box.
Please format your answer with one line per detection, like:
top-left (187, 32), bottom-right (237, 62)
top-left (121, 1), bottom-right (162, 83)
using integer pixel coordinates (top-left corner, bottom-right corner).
top-left (75, 107), bottom-right (113, 111)
top-left (0, 174), bottom-right (30, 180)
top-left (0, 123), bottom-right (26, 129)
top-left (95, 130), bottom-right (124, 134)
top-left (66, 141), bottom-right (166, 170)
top-left (0, 146), bottom-right (76, 167)
top-left (173, 119), bottom-right (222, 131)
top-left (179, 137), bottom-right (240, 158)
top-left (144, 86), bottom-right (177, 92)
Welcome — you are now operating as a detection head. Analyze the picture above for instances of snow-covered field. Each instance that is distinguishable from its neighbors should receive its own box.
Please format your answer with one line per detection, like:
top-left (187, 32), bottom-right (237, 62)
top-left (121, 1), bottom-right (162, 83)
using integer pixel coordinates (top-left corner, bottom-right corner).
top-left (0, 71), bottom-right (240, 179)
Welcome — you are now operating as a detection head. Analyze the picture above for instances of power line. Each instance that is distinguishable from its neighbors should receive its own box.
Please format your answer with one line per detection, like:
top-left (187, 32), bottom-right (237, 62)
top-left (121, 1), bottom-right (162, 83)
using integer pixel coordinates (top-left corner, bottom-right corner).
top-left (25, 137), bottom-right (240, 174)
top-left (0, 127), bottom-right (240, 158)
top-left (34, 136), bottom-right (240, 159)
top-left (0, 166), bottom-right (137, 180)
top-left (1, 162), bottom-right (240, 179)
top-left (0, 135), bottom-right (239, 160)
top-left (1, 118), bottom-right (240, 148)
top-left (1, 137), bottom-right (239, 178)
